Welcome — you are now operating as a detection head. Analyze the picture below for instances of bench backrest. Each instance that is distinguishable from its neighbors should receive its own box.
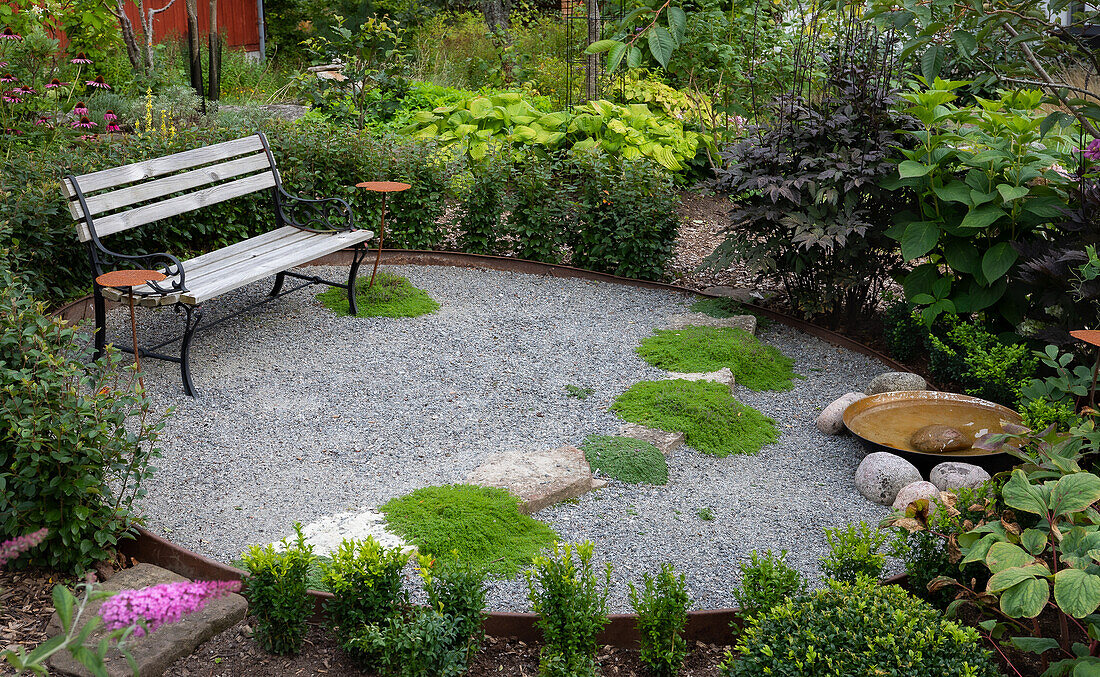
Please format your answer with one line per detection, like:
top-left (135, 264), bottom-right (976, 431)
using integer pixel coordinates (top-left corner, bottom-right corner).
top-left (64, 134), bottom-right (279, 244)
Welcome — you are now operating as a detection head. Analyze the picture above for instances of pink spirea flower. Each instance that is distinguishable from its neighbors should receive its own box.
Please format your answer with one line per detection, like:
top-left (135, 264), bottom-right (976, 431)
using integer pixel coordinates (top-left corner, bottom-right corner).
top-left (0, 529), bottom-right (48, 567)
top-left (99, 580), bottom-right (241, 637)
top-left (1084, 139), bottom-right (1100, 161)
top-left (70, 52), bottom-right (92, 64)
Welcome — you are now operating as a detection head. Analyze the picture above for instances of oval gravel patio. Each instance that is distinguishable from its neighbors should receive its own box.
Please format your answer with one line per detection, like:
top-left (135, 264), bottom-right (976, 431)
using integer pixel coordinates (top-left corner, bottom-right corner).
top-left (125, 264), bottom-right (890, 612)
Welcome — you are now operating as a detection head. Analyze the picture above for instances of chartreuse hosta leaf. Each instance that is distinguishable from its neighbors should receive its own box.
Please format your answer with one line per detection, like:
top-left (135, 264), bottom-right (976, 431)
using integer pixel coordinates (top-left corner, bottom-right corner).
top-left (1055, 569), bottom-right (1100, 618)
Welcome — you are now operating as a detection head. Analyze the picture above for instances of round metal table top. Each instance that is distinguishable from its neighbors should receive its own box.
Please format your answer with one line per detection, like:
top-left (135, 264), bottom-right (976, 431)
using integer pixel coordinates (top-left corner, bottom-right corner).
top-left (1071, 329), bottom-right (1100, 347)
top-left (95, 269), bottom-right (167, 289)
top-left (355, 181), bottom-right (412, 193)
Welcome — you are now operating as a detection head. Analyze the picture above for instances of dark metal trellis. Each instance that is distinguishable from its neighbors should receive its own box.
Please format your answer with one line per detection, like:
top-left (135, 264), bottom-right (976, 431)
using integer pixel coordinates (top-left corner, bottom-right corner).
top-left (560, 0), bottom-right (627, 110)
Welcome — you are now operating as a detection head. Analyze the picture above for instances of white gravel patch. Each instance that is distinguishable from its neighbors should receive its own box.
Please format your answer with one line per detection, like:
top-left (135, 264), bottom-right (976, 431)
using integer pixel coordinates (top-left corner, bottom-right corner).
top-left (113, 264), bottom-right (890, 612)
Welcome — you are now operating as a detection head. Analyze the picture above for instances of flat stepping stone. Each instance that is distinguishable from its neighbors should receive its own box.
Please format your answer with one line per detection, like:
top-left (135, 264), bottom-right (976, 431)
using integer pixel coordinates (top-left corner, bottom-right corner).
top-left (46, 563), bottom-right (246, 677)
top-left (703, 286), bottom-right (778, 303)
top-left (663, 367), bottom-right (735, 392)
top-left (664, 312), bottom-right (756, 334)
top-left (295, 509), bottom-right (414, 556)
top-left (467, 445), bottom-right (605, 514)
top-left (618, 424), bottom-right (685, 455)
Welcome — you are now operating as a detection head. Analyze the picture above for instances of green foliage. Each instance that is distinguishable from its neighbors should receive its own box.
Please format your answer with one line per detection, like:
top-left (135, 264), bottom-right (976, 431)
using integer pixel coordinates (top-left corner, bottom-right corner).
top-left (456, 153), bottom-right (508, 255)
top-left (506, 153), bottom-right (568, 264)
top-left (636, 326), bottom-right (797, 392)
top-left (317, 271), bottom-right (439, 318)
top-left (241, 525), bottom-right (316, 656)
top-left (885, 82), bottom-right (1073, 328)
top-left (925, 315), bottom-right (1037, 406)
top-left (732, 550), bottom-right (806, 619)
top-left (721, 578), bottom-right (997, 676)
top-left (564, 385), bottom-right (594, 400)
top-left (344, 606), bottom-right (470, 677)
top-left (820, 522), bottom-right (887, 584)
top-left (1020, 396), bottom-right (1080, 433)
top-left (881, 297), bottom-right (927, 364)
top-left (0, 266), bottom-right (164, 574)
top-left (525, 541), bottom-right (611, 677)
top-left (696, 507), bottom-right (714, 521)
top-left (380, 484), bottom-right (558, 577)
top-left (321, 537), bottom-right (409, 647)
top-left (628, 563), bottom-right (692, 677)
top-left (610, 380), bottom-right (779, 457)
top-left (568, 151), bottom-right (682, 279)
top-left (580, 435), bottom-right (668, 485)
top-left (418, 552), bottom-right (489, 664)
top-left (1020, 344), bottom-right (1091, 430)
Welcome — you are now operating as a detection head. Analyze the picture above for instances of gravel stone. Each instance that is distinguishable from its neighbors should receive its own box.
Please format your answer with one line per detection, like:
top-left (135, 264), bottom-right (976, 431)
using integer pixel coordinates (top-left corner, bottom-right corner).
top-left (110, 264), bottom-right (891, 613)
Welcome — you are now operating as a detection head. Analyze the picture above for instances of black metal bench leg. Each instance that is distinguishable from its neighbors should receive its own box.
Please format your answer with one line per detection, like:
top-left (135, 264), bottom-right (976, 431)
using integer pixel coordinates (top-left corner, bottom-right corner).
top-left (92, 286), bottom-right (107, 360)
top-left (269, 272), bottom-right (286, 297)
top-left (178, 303), bottom-right (203, 397)
top-left (346, 244), bottom-right (366, 316)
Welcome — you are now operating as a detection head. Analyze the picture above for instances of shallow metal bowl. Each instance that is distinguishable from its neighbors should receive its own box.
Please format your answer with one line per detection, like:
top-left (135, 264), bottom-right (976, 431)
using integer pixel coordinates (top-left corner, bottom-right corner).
top-left (842, 391), bottom-right (1023, 474)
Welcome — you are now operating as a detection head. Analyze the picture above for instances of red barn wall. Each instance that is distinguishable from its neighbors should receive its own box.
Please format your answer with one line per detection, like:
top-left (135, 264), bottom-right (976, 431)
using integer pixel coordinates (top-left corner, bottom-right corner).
top-left (124, 0), bottom-right (260, 52)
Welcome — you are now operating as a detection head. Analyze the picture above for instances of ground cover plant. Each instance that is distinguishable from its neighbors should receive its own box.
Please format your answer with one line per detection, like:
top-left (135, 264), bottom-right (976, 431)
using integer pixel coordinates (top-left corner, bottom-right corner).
top-left (317, 271), bottom-right (440, 318)
top-left (580, 435), bottom-right (668, 485)
top-left (689, 297), bottom-right (770, 328)
top-left (380, 484), bottom-right (557, 577)
top-left (610, 380), bottom-right (779, 457)
top-left (636, 326), bottom-right (798, 391)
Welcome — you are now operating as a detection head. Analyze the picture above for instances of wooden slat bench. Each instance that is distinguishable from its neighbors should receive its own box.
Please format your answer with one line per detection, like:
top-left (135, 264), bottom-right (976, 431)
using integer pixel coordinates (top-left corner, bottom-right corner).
top-left (64, 132), bottom-right (374, 397)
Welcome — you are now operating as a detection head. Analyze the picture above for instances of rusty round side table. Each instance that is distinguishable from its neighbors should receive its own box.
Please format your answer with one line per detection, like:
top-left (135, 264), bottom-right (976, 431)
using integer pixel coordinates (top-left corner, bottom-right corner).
top-left (1071, 329), bottom-right (1100, 408)
top-left (95, 269), bottom-right (167, 390)
top-left (356, 181), bottom-right (411, 289)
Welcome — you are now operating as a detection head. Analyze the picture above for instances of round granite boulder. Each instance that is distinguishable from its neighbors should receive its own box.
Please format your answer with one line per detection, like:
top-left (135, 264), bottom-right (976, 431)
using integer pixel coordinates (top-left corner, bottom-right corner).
top-left (930, 462), bottom-right (991, 491)
top-left (892, 480), bottom-right (940, 511)
top-left (865, 372), bottom-right (928, 395)
top-left (855, 452), bottom-right (922, 505)
top-left (910, 424), bottom-right (970, 453)
top-left (815, 392), bottom-right (866, 435)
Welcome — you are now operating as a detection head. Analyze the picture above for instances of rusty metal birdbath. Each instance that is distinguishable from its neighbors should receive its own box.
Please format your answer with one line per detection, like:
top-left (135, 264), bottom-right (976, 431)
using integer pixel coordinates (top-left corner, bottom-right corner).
top-left (356, 181), bottom-right (411, 289)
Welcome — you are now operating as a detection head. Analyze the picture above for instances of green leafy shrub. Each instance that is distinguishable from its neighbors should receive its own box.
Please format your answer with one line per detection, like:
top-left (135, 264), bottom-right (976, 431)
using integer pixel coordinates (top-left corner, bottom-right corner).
top-left (629, 563), bottom-right (691, 677)
top-left (636, 326), bottom-right (798, 391)
top-left (721, 578), bottom-right (997, 676)
top-left (568, 151), bottom-right (681, 280)
top-left (580, 435), bottom-right (668, 485)
top-left (321, 537), bottom-right (409, 646)
top-left (241, 525), bottom-right (316, 656)
top-left (418, 552), bottom-right (489, 664)
top-left (732, 550), bottom-right (806, 619)
top-left (820, 521), bottom-right (887, 583)
top-left (317, 271), bottom-right (439, 318)
top-left (610, 380), bottom-right (779, 457)
top-left (380, 484), bottom-right (558, 577)
top-left (925, 316), bottom-right (1036, 406)
top-left (525, 541), bottom-right (611, 677)
top-left (456, 153), bottom-right (508, 255)
top-left (881, 297), bottom-right (928, 364)
top-left (345, 606), bottom-right (469, 677)
top-left (1019, 344), bottom-right (1090, 431)
top-left (506, 154), bottom-right (569, 264)
top-left (0, 263), bottom-right (164, 574)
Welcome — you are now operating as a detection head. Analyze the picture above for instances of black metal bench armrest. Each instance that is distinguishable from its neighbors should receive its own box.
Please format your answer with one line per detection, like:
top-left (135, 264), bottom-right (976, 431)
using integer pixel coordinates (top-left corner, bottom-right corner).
top-left (93, 246), bottom-right (188, 296)
top-left (278, 188), bottom-right (357, 233)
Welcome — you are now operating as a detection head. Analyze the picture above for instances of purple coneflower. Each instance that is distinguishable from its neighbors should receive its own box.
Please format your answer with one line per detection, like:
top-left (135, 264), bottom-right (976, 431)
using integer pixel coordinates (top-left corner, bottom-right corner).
top-left (78, 134), bottom-right (98, 141)
top-left (86, 75), bottom-right (109, 89)
top-left (3, 92), bottom-right (22, 104)
top-left (99, 580), bottom-right (241, 637)
top-left (103, 109), bottom-right (117, 121)
top-left (0, 27), bottom-right (22, 41)
top-left (0, 61), bottom-right (8, 68)
top-left (73, 116), bottom-right (96, 129)
top-left (70, 52), bottom-right (92, 65)
top-left (35, 115), bottom-right (53, 127)
top-left (0, 73), bottom-right (16, 83)
top-left (16, 85), bottom-right (35, 95)
top-left (45, 78), bottom-right (67, 89)
top-left (106, 122), bottom-right (121, 133)
top-left (74, 101), bottom-right (88, 115)
top-left (0, 529), bottom-right (48, 567)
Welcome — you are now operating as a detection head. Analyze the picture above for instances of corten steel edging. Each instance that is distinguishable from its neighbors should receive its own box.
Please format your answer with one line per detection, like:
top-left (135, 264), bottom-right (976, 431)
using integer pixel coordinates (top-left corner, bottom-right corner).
top-left (121, 526), bottom-right (909, 648)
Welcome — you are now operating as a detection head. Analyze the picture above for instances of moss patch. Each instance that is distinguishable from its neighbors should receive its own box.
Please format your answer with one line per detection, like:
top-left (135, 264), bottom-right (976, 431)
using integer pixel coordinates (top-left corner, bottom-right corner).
top-left (317, 271), bottom-right (439, 318)
top-left (610, 380), bottom-right (779, 457)
top-left (691, 296), bottom-right (771, 328)
top-left (380, 484), bottom-right (557, 578)
top-left (580, 435), bottom-right (668, 485)
top-left (637, 326), bottom-right (798, 391)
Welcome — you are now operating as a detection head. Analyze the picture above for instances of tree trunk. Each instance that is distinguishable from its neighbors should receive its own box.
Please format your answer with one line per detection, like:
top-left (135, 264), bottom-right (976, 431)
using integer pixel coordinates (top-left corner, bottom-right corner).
top-left (185, 0), bottom-right (202, 96)
top-left (480, 0), bottom-right (510, 32)
top-left (585, 0), bottom-right (601, 101)
top-left (207, 0), bottom-right (220, 101)
top-left (112, 0), bottom-right (145, 74)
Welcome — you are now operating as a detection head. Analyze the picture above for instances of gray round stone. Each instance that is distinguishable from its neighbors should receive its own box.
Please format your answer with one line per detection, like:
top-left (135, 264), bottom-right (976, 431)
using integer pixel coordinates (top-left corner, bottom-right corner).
top-left (815, 392), bottom-right (866, 435)
top-left (855, 451), bottom-right (922, 505)
top-left (865, 372), bottom-right (928, 395)
top-left (930, 462), bottom-right (991, 491)
top-left (892, 480), bottom-right (940, 510)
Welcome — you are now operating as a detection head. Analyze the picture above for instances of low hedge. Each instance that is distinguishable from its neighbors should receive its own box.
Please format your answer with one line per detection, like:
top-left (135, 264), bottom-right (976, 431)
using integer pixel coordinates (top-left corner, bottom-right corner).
top-left (1, 120), bottom-right (681, 306)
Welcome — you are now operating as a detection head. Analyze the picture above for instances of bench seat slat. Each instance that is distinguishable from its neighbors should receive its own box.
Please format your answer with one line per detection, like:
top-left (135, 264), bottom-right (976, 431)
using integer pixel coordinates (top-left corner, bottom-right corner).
top-left (69, 136), bottom-right (266, 194)
top-left (102, 226), bottom-right (374, 306)
top-left (85, 172), bottom-right (278, 242)
top-left (73, 152), bottom-right (273, 221)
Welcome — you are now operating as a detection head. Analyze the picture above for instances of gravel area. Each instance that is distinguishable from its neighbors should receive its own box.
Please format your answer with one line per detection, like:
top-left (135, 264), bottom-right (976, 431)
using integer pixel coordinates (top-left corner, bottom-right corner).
top-left (116, 264), bottom-right (890, 613)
